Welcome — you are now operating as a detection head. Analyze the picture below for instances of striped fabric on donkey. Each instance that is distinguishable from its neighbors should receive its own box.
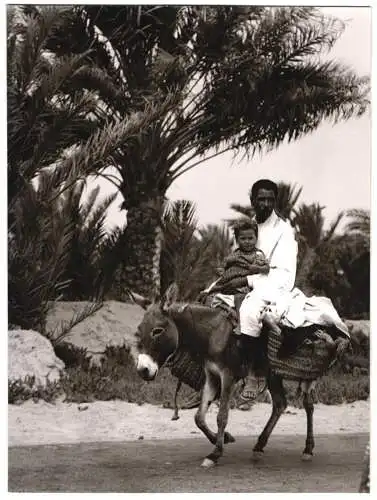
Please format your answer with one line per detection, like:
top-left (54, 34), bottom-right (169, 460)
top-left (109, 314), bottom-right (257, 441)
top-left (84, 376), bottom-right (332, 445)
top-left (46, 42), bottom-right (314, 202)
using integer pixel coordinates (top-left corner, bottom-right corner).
top-left (134, 283), bottom-right (349, 468)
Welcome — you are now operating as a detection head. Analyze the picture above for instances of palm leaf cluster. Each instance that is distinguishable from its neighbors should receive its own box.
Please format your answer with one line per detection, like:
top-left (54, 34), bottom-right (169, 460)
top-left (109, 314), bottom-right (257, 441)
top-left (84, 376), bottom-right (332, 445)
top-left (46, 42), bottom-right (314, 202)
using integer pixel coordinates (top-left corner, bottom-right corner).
top-left (8, 166), bottom-right (126, 329)
top-left (7, 6), bottom-right (139, 328)
top-left (160, 200), bottom-right (234, 300)
top-left (198, 7), bottom-right (369, 155)
top-left (41, 6), bottom-right (369, 202)
top-left (345, 209), bottom-right (370, 241)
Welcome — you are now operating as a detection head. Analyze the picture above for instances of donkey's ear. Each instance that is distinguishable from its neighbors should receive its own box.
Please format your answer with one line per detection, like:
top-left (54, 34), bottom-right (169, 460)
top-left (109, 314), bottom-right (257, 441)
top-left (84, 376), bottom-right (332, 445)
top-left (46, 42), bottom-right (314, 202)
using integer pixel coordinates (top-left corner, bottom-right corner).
top-left (160, 283), bottom-right (179, 312)
top-left (128, 290), bottom-right (152, 310)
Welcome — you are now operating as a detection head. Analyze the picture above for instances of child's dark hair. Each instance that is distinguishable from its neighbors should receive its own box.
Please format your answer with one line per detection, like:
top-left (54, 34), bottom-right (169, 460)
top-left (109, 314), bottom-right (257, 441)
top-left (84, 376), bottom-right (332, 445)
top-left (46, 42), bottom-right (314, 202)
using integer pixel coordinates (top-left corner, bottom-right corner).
top-left (233, 218), bottom-right (258, 241)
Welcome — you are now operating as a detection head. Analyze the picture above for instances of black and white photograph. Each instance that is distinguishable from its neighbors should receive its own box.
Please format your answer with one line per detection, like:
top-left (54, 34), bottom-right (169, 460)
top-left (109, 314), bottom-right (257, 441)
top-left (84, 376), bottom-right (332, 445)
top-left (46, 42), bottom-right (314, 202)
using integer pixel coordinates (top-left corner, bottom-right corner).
top-left (7, 2), bottom-right (371, 493)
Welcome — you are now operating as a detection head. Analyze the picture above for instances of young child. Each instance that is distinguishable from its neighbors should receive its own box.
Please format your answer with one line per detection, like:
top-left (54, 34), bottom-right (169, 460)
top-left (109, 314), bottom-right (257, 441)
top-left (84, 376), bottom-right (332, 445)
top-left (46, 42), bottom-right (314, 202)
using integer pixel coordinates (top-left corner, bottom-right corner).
top-left (208, 218), bottom-right (269, 297)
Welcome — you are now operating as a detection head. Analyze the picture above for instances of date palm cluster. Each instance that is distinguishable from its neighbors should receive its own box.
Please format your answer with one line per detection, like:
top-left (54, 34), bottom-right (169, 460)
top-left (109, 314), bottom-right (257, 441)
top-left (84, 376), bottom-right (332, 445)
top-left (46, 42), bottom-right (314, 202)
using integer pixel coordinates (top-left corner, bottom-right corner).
top-left (7, 5), bottom-right (369, 330)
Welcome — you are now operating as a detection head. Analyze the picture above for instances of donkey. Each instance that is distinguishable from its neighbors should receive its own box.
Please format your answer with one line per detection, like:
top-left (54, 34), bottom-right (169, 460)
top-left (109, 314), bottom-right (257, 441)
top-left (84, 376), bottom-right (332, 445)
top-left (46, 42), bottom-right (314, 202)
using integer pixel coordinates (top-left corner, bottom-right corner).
top-left (134, 284), bottom-right (348, 468)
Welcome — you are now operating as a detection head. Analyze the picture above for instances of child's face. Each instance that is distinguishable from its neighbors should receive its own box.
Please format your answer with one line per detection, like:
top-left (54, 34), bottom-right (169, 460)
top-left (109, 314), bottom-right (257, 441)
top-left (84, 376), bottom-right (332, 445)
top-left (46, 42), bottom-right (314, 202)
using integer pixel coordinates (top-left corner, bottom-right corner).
top-left (237, 228), bottom-right (257, 252)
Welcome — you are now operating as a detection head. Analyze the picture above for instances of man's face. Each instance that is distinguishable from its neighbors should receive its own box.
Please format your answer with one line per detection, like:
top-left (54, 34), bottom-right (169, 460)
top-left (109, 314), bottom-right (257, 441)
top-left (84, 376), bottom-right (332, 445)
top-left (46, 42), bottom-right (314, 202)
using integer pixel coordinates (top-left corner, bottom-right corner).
top-left (252, 188), bottom-right (276, 223)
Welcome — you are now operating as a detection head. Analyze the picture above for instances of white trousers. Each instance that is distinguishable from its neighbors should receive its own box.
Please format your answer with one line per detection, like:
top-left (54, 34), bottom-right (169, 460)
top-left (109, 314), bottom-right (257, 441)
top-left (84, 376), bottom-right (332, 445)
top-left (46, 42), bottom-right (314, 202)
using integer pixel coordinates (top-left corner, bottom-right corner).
top-left (239, 293), bottom-right (269, 337)
top-left (239, 288), bottom-right (290, 337)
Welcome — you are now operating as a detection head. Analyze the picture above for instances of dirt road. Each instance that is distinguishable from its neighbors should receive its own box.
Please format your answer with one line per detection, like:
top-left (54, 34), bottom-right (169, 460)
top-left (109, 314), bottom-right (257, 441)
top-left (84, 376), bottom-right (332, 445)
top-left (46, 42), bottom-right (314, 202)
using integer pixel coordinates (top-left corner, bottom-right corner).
top-left (8, 433), bottom-right (367, 492)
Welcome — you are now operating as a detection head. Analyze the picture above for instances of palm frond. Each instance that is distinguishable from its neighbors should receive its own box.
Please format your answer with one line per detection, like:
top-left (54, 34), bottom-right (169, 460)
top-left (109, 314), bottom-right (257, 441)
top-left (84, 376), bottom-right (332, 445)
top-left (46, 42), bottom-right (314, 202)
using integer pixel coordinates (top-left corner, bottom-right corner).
top-left (345, 209), bottom-right (370, 238)
top-left (81, 185), bottom-right (100, 221)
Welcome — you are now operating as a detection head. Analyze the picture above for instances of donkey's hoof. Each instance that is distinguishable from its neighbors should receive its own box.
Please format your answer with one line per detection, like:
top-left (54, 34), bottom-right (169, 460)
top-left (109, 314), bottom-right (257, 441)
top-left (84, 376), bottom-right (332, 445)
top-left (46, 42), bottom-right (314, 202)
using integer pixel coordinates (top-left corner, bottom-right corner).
top-left (301, 453), bottom-right (313, 462)
top-left (201, 458), bottom-right (216, 468)
top-left (224, 432), bottom-right (236, 444)
top-left (252, 450), bottom-right (264, 461)
top-left (171, 415), bottom-right (180, 421)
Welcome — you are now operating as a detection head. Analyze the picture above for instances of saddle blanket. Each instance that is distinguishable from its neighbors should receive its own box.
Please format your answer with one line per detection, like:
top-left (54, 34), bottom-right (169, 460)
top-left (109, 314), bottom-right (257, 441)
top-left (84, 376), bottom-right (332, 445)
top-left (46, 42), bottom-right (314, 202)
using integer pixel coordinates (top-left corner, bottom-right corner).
top-left (213, 287), bottom-right (350, 338)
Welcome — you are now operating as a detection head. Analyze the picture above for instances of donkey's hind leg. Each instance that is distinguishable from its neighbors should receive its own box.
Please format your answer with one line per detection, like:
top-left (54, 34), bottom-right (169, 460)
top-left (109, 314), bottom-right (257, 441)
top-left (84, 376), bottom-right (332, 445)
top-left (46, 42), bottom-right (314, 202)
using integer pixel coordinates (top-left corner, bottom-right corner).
top-left (302, 381), bottom-right (316, 461)
top-left (253, 373), bottom-right (287, 460)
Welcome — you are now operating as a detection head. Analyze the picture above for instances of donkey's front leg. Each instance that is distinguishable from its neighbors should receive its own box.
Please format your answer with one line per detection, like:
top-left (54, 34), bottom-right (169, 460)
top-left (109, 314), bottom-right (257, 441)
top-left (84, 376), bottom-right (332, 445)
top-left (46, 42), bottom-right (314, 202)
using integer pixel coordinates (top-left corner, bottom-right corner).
top-left (194, 370), bottom-right (219, 445)
top-left (201, 370), bottom-right (235, 468)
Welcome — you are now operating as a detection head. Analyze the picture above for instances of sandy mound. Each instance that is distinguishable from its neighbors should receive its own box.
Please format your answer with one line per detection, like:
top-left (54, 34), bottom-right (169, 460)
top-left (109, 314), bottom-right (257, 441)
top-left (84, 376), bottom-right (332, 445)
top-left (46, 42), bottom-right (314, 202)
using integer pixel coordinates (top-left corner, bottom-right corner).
top-left (45, 301), bottom-right (145, 355)
top-left (8, 399), bottom-right (370, 447)
top-left (8, 330), bottom-right (65, 387)
top-left (44, 301), bottom-right (369, 358)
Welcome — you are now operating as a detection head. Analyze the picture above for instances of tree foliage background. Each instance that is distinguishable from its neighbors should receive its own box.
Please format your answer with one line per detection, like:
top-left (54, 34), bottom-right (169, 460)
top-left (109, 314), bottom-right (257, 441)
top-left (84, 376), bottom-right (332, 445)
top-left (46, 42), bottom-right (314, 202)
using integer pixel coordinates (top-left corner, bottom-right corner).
top-left (7, 5), bottom-right (370, 331)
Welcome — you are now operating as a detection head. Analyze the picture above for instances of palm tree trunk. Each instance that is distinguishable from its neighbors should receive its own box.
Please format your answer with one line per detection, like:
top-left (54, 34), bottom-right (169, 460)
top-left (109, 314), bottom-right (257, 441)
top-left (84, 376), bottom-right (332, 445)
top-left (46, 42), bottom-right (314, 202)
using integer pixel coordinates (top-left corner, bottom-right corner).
top-left (152, 224), bottom-right (163, 300)
top-left (123, 197), bottom-right (164, 299)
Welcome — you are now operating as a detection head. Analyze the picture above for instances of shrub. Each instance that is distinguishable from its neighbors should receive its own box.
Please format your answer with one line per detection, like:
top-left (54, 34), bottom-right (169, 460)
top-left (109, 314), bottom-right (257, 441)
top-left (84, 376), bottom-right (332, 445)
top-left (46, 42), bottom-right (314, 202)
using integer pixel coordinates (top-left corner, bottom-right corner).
top-left (53, 342), bottom-right (92, 370)
top-left (10, 344), bottom-right (370, 407)
top-left (8, 376), bottom-right (62, 404)
top-left (59, 344), bottom-right (196, 405)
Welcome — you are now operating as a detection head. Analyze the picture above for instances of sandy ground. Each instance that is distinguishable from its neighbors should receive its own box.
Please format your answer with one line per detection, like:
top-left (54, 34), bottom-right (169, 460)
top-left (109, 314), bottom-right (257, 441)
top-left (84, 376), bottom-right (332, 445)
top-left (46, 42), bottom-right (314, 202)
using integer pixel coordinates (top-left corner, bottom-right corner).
top-left (8, 399), bottom-right (369, 447)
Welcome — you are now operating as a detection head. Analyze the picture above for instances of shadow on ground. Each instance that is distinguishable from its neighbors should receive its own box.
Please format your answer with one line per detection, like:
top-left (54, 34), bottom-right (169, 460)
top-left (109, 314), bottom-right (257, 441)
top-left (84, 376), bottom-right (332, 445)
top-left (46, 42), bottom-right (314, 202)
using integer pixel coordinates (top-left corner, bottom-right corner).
top-left (8, 433), bottom-right (368, 493)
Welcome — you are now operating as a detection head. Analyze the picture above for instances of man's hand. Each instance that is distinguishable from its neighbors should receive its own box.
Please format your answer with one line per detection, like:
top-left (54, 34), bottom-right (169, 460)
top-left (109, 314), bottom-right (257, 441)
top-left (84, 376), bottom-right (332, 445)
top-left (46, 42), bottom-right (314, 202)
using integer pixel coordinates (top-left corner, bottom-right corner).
top-left (215, 266), bottom-right (225, 277)
top-left (221, 277), bottom-right (248, 292)
top-left (197, 291), bottom-right (209, 304)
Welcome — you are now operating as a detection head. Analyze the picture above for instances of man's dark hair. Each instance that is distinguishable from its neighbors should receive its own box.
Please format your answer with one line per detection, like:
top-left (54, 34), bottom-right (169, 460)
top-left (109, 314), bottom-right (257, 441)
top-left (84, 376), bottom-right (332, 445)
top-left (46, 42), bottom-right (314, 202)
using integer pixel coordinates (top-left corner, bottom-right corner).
top-left (233, 218), bottom-right (258, 241)
top-left (250, 179), bottom-right (278, 200)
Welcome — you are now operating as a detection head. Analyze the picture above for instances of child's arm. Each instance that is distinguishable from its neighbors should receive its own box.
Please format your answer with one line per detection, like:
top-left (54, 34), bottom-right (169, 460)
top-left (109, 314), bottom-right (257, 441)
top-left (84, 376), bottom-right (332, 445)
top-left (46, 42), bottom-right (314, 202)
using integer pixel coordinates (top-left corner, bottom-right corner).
top-left (249, 250), bottom-right (270, 275)
top-left (247, 262), bottom-right (270, 275)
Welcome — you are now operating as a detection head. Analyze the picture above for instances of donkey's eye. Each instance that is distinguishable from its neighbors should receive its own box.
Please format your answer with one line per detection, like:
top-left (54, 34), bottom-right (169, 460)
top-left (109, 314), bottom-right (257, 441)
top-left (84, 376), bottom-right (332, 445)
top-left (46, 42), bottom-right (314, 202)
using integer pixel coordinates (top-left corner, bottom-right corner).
top-left (151, 327), bottom-right (164, 338)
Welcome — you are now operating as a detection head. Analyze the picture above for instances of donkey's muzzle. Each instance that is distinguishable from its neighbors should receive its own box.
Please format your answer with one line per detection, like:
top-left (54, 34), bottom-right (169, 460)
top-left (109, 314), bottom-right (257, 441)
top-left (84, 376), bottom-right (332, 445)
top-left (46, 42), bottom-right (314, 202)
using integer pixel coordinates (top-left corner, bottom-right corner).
top-left (136, 354), bottom-right (159, 381)
top-left (137, 366), bottom-right (156, 381)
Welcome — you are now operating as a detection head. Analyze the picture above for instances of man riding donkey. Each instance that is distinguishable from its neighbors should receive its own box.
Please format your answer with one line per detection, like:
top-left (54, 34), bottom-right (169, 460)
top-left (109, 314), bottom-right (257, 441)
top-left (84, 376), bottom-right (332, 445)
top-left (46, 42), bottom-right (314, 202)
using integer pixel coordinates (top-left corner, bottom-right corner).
top-left (202, 179), bottom-right (350, 402)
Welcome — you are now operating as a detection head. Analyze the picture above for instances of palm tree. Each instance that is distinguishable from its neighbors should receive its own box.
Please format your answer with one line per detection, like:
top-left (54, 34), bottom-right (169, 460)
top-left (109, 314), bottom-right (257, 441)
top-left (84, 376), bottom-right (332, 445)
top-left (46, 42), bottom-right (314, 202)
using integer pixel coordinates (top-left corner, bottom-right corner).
top-left (196, 224), bottom-right (235, 292)
top-left (336, 235), bottom-right (370, 318)
top-left (335, 209), bottom-right (370, 317)
top-left (160, 200), bottom-right (200, 299)
top-left (227, 204), bottom-right (256, 227)
top-left (293, 203), bottom-right (344, 292)
top-left (345, 209), bottom-right (370, 242)
top-left (8, 6), bottom-right (175, 327)
top-left (56, 183), bottom-right (118, 300)
top-left (276, 183), bottom-right (303, 220)
top-left (36, 6), bottom-right (370, 298)
top-left (8, 6), bottom-right (98, 214)
top-left (8, 172), bottom-right (73, 330)
top-left (160, 203), bottom-right (235, 300)
top-left (8, 5), bottom-right (178, 214)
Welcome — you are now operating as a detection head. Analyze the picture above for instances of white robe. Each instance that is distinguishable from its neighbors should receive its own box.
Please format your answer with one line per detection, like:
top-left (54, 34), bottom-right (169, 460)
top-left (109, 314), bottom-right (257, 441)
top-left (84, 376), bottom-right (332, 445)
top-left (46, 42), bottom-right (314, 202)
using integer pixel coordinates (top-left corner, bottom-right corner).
top-left (246, 210), bottom-right (297, 299)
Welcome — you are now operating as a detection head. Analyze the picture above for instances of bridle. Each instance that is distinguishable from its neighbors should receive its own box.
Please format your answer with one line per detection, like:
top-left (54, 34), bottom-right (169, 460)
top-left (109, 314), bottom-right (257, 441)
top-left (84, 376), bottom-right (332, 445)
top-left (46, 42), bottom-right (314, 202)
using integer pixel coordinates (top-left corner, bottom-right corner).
top-left (160, 303), bottom-right (192, 369)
